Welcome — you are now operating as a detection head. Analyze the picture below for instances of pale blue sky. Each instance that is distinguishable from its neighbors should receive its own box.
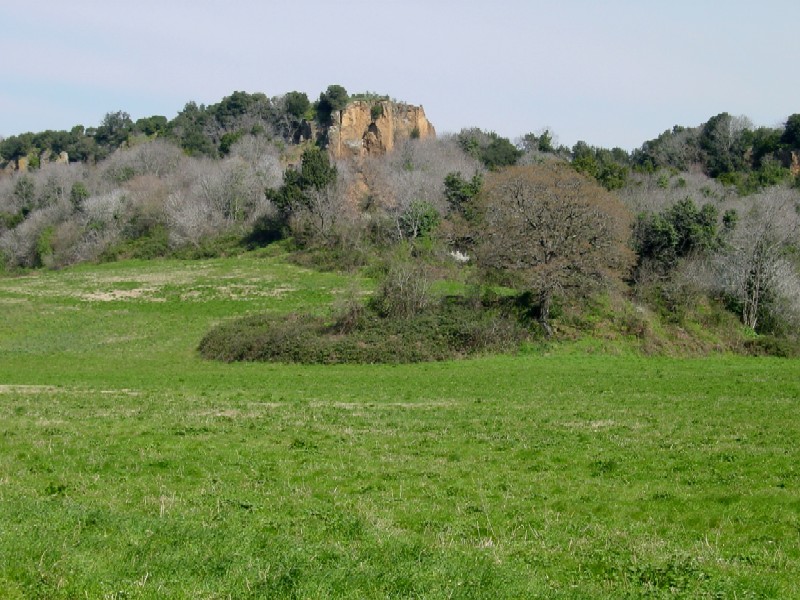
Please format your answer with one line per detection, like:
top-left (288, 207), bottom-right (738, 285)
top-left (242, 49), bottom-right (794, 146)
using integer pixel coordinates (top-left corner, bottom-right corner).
top-left (1, 0), bottom-right (797, 150)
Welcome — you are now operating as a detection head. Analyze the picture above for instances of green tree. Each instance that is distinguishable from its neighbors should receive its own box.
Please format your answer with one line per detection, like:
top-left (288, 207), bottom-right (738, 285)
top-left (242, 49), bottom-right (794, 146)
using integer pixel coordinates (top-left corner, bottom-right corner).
top-left (70, 182), bottom-right (90, 210)
top-left (399, 200), bottom-right (440, 239)
top-left (167, 101), bottom-right (217, 157)
top-left (267, 169), bottom-right (305, 215)
top-left (537, 129), bottom-right (554, 152)
top-left (211, 91), bottom-right (261, 122)
top-left (134, 115), bottom-right (168, 137)
top-left (219, 131), bottom-right (245, 156)
top-left (284, 91), bottom-right (310, 120)
top-left (571, 143), bottom-right (629, 190)
top-left (457, 129), bottom-right (520, 169)
top-left (316, 85), bottom-right (349, 125)
top-left (699, 112), bottom-right (750, 177)
top-left (571, 141), bottom-right (599, 178)
top-left (481, 135), bottom-right (522, 169)
top-left (267, 147), bottom-right (338, 216)
top-left (299, 146), bottom-right (337, 191)
top-left (0, 133), bottom-right (34, 162)
top-left (95, 111), bottom-right (133, 148)
top-left (633, 197), bottom-right (721, 272)
top-left (780, 114), bottom-right (800, 149)
top-left (444, 171), bottom-right (482, 217)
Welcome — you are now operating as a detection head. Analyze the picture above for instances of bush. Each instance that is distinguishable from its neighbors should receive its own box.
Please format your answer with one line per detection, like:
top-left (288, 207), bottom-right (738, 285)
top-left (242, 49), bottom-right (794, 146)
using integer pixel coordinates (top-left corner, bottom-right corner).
top-left (100, 225), bottom-right (170, 261)
top-left (198, 296), bottom-right (533, 364)
top-left (370, 259), bottom-right (433, 319)
top-left (743, 335), bottom-right (800, 358)
top-left (398, 200), bottom-right (440, 240)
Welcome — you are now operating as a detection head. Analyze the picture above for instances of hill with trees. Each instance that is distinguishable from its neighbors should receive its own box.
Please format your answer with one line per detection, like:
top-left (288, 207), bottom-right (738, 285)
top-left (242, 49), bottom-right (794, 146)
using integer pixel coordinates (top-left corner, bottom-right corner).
top-left (1, 86), bottom-right (799, 358)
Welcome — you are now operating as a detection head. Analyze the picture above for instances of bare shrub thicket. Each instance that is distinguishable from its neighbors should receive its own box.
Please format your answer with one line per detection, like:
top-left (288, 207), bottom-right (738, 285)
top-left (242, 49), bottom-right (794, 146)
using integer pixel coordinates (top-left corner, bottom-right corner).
top-left (0, 208), bottom-right (59, 267)
top-left (695, 187), bottom-right (800, 332)
top-left (72, 190), bottom-right (127, 261)
top-left (288, 158), bottom-right (362, 248)
top-left (371, 258), bottom-right (435, 319)
top-left (619, 169), bottom-right (734, 215)
top-left (0, 163), bottom-right (91, 267)
top-left (98, 140), bottom-right (184, 189)
top-left (228, 135), bottom-right (283, 189)
top-left (0, 163), bottom-right (87, 217)
top-left (166, 155), bottom-right (270, 247)
top-left (360, 136), bottom-right (483, 241)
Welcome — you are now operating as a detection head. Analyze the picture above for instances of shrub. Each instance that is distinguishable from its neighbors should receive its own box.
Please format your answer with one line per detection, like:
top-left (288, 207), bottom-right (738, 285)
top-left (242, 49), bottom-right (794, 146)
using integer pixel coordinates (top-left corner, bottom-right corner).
top-left (370, 259), bottom-right (433, 319)
top-left (743, 335), bottom-right (800, 358)
top-left (398, 200), bottom-right (440, 240)
top-left (198, 296), bottom-right (533, 364)
top-left (100, 225), bottom-right (170, 261)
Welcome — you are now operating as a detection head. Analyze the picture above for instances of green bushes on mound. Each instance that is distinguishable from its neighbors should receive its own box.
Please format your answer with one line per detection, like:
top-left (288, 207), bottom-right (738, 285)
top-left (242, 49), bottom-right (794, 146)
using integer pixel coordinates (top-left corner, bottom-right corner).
top-left (198, 297), bottom-right (533, 364)
top-left (742, 335), bottom-right (800, 358)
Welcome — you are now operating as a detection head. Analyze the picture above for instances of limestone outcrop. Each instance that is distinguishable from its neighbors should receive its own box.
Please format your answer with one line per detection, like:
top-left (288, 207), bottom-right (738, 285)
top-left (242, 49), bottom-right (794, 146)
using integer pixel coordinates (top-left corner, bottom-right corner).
top-left (325, 100), bottom-right (435, 160)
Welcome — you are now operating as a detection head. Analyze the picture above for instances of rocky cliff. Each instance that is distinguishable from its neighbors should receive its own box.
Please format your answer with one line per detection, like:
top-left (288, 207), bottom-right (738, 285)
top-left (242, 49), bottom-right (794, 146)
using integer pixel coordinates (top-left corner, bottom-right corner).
top-left (326, 100), bottom-right (435, 160)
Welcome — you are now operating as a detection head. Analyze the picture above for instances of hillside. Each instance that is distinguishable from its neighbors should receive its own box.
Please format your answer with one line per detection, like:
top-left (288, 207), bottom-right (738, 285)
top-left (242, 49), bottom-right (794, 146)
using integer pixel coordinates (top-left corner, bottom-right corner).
top-left (1, 86), bottom-right (799, 355)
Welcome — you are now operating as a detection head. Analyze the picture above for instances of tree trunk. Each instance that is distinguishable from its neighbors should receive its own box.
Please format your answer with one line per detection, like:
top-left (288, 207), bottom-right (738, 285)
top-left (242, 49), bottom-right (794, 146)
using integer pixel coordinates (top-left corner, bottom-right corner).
top-left (539, 290), bottom-right (553, 338)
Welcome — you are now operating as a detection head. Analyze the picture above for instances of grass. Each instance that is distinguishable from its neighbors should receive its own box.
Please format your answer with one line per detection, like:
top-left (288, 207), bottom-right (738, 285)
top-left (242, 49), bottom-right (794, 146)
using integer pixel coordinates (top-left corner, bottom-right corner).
top-left (1, 252), bottom-right (799, 598)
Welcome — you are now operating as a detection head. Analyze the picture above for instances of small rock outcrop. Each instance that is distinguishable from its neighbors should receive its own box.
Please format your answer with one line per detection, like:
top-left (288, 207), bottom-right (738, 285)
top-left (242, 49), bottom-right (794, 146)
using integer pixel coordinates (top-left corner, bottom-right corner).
top-left (325, 100), bottom-right (435, 160)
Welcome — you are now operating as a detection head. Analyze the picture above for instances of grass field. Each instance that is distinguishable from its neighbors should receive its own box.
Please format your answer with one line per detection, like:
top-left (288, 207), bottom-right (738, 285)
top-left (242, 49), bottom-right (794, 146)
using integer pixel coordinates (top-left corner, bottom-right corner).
top-left (1, 252), bottom-right (799, 598)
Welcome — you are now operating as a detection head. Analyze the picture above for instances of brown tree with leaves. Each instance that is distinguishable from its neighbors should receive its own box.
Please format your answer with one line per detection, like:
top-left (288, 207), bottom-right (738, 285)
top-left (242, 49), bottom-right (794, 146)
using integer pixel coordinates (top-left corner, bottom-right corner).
top-left (475, 162), bottom-right (633, 335)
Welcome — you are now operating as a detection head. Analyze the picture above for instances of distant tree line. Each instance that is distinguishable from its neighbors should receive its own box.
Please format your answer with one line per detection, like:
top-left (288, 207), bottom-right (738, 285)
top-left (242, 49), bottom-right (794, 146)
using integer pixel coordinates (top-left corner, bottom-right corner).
top-left (1, 86), bottom-right (359, 168)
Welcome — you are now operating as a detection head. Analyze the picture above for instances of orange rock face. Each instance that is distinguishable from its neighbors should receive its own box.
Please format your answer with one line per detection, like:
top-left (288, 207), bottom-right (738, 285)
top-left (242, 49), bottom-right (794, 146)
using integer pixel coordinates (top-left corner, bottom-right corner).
top-left (327, 100), bottom-right (435, 160)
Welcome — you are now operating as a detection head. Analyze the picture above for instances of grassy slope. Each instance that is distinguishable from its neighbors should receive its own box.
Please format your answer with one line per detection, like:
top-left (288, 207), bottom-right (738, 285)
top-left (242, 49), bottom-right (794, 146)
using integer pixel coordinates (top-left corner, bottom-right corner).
top-left (0, 253), bottom-right (799, 598)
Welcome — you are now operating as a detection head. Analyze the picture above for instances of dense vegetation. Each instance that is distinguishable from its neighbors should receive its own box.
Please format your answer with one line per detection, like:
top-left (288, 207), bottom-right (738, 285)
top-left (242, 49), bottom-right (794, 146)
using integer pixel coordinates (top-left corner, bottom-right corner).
top-left (2, 88), bottom-right (800, 360)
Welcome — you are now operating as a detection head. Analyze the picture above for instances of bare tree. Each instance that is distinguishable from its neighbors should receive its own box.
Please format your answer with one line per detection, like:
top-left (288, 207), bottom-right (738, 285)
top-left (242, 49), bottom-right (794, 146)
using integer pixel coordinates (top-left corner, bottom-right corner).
top-left (288, 159), bottom-right (365, 250)
top-left (476, 162), bottom-right (634, 335)
top-left (229, 135), bottom-right (283, 190)
top-left (708, 188), bottom-right (800, 331)
top-left (99, 140), bottom-right (184, 185)
top-left (165, 188), bottom-right (220, 248)
top-left (618, 168), bottom-right (733, 215)
top-left (359, 135), bottom-right (483, 240)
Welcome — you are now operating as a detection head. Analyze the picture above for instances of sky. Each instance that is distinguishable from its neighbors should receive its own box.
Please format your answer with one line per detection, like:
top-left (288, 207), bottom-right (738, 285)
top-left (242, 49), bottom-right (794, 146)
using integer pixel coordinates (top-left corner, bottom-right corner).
top-left (1, 0), bottom-right (798, 151)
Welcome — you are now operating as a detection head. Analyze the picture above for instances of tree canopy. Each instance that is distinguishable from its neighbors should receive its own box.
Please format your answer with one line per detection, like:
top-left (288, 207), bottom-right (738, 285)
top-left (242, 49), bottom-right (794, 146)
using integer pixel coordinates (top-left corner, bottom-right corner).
top-left (475, 163), bottom-right (634, 334)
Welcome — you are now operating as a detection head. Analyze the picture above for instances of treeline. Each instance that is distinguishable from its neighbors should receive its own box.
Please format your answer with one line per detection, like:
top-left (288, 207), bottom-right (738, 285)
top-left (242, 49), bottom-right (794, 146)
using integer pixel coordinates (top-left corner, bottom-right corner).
top-left (0, 86), bottom-right (355, 167)
top-left (4, 85), bottom-right (798, 198)
top-left (631, 113), bottom-right (800, 194)
top-left (517, 114), bottom-right (800, 196)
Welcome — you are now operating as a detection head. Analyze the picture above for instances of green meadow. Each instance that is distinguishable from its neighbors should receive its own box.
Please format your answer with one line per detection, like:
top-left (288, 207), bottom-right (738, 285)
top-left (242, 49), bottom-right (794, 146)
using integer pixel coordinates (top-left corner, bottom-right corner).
top-left (1, 253), bottom-right (799, 598)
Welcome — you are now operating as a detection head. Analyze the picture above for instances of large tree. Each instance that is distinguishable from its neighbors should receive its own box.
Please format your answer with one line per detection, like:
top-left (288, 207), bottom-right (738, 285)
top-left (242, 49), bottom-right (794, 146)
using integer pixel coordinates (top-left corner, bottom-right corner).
top-left (475, 163), bottom-right (633, 335)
